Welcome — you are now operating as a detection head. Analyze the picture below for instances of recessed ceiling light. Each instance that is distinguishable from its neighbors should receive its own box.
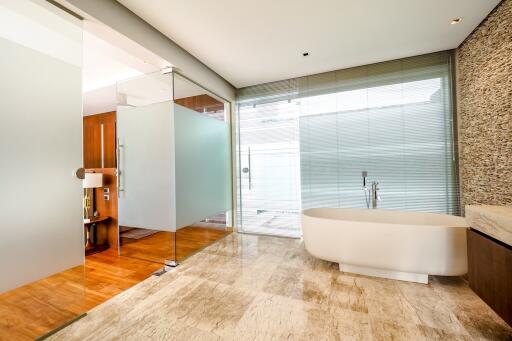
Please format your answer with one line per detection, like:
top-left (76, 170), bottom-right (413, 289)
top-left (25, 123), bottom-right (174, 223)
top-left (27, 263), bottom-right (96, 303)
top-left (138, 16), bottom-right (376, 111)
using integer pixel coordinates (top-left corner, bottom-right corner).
top-left (451, 18), bottom-right (462, 25)
top-left (303, 52), bottom-right (309, 57)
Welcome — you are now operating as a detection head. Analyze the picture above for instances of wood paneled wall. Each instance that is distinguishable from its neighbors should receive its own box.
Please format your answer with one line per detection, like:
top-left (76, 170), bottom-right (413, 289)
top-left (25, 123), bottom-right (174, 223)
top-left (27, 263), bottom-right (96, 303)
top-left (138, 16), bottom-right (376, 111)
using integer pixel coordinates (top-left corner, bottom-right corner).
top-left (84, 112), bottom-right (118, 250)
top-left (83, 111), bottom-right (116, 169)
top-left (87, 168), bottom-right (118, 250)
top-left (175, 94), bottom-right (224, 113)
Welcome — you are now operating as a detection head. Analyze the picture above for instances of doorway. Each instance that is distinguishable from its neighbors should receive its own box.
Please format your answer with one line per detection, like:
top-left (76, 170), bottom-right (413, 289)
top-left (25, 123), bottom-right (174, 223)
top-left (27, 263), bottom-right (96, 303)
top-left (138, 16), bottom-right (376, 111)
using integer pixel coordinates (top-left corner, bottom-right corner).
top-left (237, 100), bottom-right (302, 238)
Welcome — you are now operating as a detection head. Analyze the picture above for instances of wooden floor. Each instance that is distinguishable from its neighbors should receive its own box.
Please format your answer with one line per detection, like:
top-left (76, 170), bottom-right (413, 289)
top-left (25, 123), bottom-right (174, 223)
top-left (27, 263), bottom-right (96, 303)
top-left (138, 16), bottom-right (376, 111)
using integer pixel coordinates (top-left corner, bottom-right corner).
top-left (0, 226), bottom-right (231, 341)
top-left (120, 226), bottom-right (232, 264)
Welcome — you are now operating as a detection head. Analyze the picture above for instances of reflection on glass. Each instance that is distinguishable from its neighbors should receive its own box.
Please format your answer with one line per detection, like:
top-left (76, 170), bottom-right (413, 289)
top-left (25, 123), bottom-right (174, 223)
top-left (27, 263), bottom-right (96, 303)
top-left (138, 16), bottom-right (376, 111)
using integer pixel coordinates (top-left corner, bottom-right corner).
top-left (175, 211), bottom-right (231, 262)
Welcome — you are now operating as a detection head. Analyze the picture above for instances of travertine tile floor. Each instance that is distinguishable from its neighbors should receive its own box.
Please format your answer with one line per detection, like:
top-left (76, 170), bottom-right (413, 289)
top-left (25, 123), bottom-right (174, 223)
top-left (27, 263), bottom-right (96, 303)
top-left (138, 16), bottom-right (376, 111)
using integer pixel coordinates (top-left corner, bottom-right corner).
top-left (50, 233), bottom-right (512, 340)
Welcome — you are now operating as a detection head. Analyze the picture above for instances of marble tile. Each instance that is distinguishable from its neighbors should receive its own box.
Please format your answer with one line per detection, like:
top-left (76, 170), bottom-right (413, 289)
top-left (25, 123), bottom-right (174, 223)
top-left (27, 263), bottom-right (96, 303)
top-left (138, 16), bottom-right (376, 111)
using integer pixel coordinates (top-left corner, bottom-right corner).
top-left (369, 319), bottom-right (426, 341)
top-left (229, 293), bottom-right (330, 341)
top-left (326, 307), bottom-right (372, 340)
top-left (431, 277), bottom-right (512, 340)
top-left (232, 254), bottom-right (279, 292)
top-left (201, 233), bottom-right (260, 259)
top-left (120, 321), bottom-right (221, 341)
top-left (396, 281), bottom-right (468, 335)
top-left (328, 273), bottom-right (368, 314)
top-left (366, 295), bottom-right (418, 325)
top-left (262, 265), bottom-right (334, 309)
top-left (178, 252), bottom-right (255, 286)
top-left (417, 325), bottom-right (473, 341)
top-left (355, 275), bottom-right (401, 297)
top-left (284, 242), bottom-right (339, 272)
top-left (48, 233), bottom-right (512, 341)
top-left (465, 205), bottom-right (512, 246)
top-left (161, 279), bottom-right (255, 336)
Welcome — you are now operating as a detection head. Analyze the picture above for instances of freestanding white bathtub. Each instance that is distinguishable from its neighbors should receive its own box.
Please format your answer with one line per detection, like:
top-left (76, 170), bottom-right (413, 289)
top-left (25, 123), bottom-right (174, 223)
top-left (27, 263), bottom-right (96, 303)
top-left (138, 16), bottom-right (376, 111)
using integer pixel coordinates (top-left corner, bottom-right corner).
top-left (302, 208), bottom-right (469, 284)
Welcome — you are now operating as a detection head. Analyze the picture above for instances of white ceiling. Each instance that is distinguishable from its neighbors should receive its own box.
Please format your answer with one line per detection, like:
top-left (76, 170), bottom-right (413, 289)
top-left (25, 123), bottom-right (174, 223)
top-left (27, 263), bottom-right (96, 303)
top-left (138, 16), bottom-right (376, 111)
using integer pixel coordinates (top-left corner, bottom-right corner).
top-left (82, 20), bottom-right (171, 115)
top-left (117, 0), bottom-right (500, 88)
top-left (83, 31), bottom-right (145, 92)
top-left (82, 20), bottom-right (220, 115)
top-left (83, 20), bottom-right (167, 92)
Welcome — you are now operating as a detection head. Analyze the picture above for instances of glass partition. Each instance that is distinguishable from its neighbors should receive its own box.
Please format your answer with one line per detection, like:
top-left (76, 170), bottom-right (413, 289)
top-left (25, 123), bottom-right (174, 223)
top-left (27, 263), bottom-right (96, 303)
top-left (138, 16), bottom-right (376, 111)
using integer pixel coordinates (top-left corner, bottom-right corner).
top-left (117, 71), bottom-right (177, 265)
top-left (116, 71), bottom-right (233, 265)
top-left (0, 0), bottom-right (85, 339)
top-left (237, 51), bottom-right (459, 238)
top-left (173, 73), bottom-right (233, 262)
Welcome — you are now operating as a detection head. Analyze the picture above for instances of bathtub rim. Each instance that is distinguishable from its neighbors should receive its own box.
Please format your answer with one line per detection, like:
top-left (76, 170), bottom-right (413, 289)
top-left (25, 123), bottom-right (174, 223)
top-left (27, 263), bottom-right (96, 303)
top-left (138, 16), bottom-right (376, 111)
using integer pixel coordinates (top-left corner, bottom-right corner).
top-left (302, 207), bottom-right (469, 228)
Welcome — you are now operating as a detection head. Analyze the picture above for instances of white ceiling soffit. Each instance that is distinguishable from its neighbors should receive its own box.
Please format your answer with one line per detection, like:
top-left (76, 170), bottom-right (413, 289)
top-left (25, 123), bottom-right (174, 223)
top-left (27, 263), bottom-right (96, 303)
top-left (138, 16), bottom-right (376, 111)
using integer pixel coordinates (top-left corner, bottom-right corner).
top-left (117, 0), bottom-right (500, 88)
top-left (81, 19), bottom-right (172, 115)
top-left (83, 20), bottom-right (168, 92)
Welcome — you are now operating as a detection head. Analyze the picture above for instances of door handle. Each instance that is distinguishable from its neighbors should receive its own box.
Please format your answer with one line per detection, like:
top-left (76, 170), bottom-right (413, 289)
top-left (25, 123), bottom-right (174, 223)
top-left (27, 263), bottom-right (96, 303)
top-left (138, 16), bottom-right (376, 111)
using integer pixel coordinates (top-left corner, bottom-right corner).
top-left (74, 168), bottom-right (85, 180)
top-left (100, 123), bottom-right (105, 168)
top-left (247, 147), bottom-right (252, 190)
top-left (117, 138), bottom-right (125, 194)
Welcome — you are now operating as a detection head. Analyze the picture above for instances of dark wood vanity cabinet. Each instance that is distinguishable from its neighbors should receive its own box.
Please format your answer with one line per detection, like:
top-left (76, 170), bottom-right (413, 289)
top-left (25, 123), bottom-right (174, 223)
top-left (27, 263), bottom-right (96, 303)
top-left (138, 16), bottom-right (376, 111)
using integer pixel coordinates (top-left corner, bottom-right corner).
top-left (83, 111), bottom-right (116, 168)
top-left (468, 229), bottom-right (512, 326)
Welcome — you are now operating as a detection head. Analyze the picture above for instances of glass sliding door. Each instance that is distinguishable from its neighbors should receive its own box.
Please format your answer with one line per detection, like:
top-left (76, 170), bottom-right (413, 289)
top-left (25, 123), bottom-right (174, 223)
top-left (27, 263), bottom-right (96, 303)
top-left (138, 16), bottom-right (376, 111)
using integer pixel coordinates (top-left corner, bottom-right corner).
top-left (237, 85), bottom-right (302, 238)
top-left (0, 0), bottom-right (85, 338)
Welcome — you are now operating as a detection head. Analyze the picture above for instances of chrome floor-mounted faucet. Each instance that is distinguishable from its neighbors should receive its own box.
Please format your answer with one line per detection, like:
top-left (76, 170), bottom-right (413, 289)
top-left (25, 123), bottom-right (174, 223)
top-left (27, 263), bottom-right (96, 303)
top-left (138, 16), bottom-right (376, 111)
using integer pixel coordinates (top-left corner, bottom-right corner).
top-left (371, 181), bottom-right (380, 209)
top-left (362, 171), bottom-right (380, 209)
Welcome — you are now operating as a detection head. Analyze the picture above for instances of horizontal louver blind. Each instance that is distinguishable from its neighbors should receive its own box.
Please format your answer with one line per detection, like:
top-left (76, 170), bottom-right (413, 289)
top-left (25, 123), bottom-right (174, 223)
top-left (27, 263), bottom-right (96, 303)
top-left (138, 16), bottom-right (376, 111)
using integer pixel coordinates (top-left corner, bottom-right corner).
top-left (299, 52), bottom-right (459, 215)
top-left (237, 51), bottom-right (460, 227)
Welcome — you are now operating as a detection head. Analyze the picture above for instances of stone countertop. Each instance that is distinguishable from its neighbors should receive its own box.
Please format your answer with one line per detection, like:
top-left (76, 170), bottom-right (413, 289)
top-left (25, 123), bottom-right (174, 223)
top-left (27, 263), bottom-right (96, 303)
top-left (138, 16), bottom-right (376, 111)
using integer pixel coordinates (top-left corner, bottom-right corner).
top-left (465, 205), bottom-right (512, 247)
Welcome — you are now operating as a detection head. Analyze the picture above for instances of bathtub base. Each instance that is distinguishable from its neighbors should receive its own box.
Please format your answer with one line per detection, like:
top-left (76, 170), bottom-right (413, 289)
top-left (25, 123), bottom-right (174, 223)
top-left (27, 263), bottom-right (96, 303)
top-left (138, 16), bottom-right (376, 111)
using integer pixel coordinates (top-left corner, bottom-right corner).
top-left (339, 264), bottom-right (429, 284)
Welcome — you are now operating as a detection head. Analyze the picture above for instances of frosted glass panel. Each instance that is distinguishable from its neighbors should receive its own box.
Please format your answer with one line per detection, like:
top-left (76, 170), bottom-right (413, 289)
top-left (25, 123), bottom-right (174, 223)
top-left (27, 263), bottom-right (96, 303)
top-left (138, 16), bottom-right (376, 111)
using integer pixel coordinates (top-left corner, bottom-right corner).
top-left (0, 1), bottom-right (85, 338)
top-left (0, 0), bottom-right (83, 293)
top-left (117, 101), bottom-right (175, 231)
top-left (174, 104), bottom-right (231, 228)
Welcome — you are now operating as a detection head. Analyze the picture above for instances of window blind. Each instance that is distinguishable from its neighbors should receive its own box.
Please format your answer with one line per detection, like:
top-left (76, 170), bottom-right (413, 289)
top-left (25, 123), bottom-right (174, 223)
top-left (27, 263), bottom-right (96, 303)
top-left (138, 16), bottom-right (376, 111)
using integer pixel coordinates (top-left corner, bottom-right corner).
top-left (237, 51), bottom-right (460, 236)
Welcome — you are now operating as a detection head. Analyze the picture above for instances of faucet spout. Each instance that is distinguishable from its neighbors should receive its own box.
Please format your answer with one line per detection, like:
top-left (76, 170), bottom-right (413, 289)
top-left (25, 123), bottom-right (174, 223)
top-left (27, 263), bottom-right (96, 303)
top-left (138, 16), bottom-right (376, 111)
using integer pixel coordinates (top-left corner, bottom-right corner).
top-left (371, 181), bottom-right (380, 209)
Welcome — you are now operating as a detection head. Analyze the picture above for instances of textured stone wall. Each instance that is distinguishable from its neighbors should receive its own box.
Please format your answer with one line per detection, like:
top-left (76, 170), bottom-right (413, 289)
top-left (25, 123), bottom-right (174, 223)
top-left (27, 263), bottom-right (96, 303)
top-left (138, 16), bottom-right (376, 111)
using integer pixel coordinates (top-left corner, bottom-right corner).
top-left (456, 0), bottom-right (512, 207)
